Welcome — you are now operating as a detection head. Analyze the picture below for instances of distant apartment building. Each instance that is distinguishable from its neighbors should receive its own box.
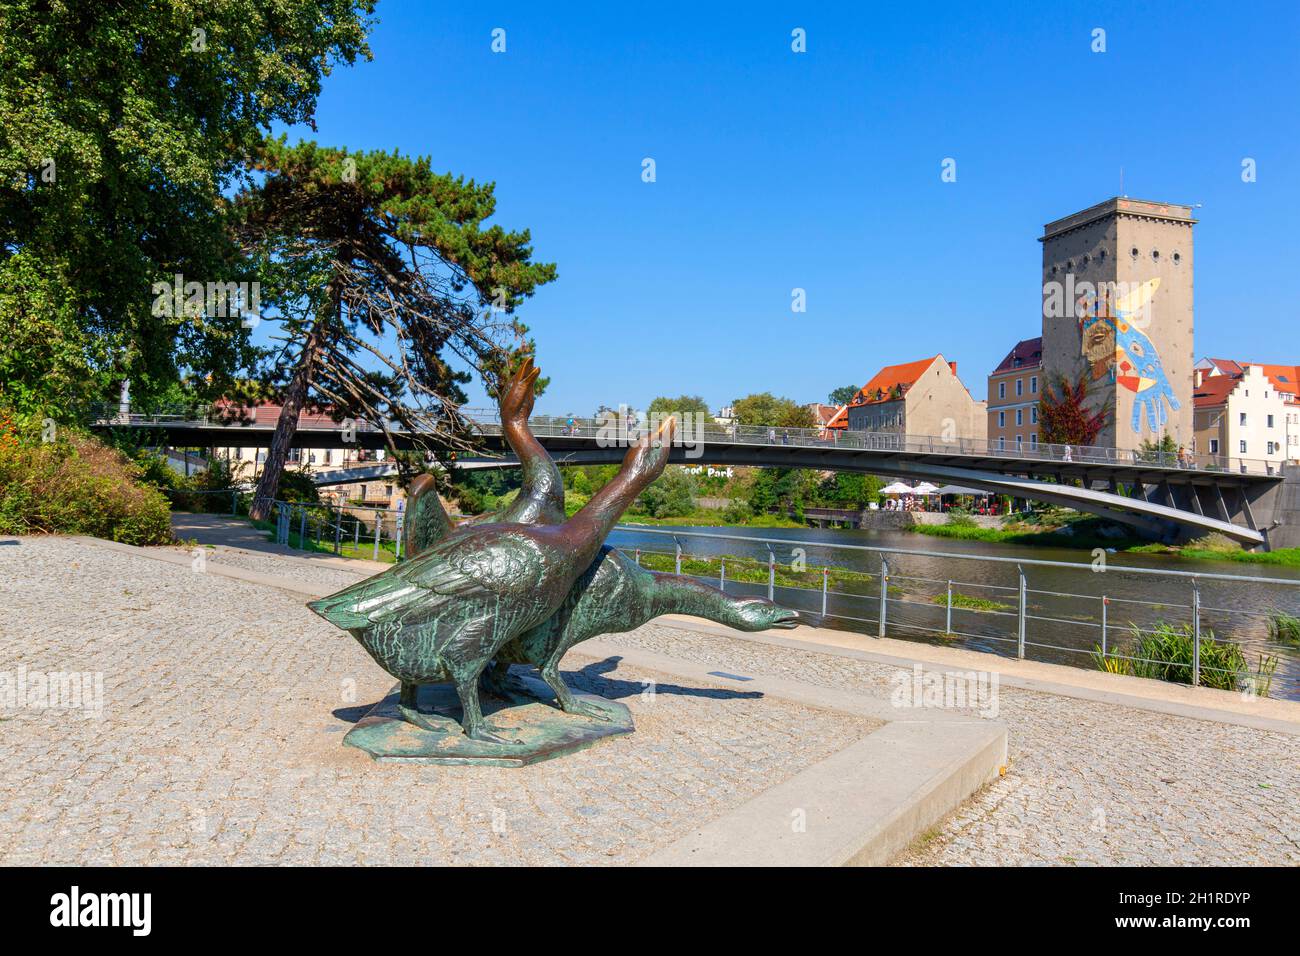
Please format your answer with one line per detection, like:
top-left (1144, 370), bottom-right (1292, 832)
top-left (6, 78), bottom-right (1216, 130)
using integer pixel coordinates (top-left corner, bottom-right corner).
top-left (987, 337), bottom-right (1042, 452)
top-left (204, 402), bottom-right (400, 506)
top-left (1040, 197), bottom-right (1196, 454)
top-left (837, 355), bottom-right (986, 441)
top-left (805, 402), bottom-right (846, 434)
top-left (1194, 358), bottom-right (1300, 466)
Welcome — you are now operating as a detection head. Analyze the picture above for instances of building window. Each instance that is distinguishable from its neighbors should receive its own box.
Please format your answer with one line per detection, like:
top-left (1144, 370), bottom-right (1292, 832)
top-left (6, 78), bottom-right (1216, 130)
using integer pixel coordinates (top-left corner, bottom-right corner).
top-left (1268, 442), bottom-right (1276, 455)
top-left (1030, 375), bottom-right (1038, 394)
top-left (998, 382), bottom-right (1006, 400)
top-left (1210, 439), bottom-right (1220, 454)
top-left (1015, 435), bottom-right (1023, 449)
top-left (1268, 414), bottom-right (1275, 428)
top-left (1240, 440), bottom-right (1247, 454)
top-left (1031, 407), bottom-right (1039, 424)
top-left (1030, 433), bottom-right (1038, 448)
top-left (1240, 413), bottom-right (1247, 426)
top-left (1015, 379), bottom-right (1023, 397)
top-left (998, 411), bottom-right (1006, 427)
top-left (1015, 409), bottom-right (1023, 426)
top-left (998, 437), bottom-right (1005, 450)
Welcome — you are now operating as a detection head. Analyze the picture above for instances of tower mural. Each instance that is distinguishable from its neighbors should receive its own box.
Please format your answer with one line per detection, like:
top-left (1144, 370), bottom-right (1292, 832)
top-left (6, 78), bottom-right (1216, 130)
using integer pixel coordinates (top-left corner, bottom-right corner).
top-left (1040, 198), bottom-right (1195, 452)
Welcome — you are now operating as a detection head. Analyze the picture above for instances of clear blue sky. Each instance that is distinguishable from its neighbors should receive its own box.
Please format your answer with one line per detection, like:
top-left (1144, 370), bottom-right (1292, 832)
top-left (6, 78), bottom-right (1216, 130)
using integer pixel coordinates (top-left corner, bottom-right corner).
top-left (276, 0), bottom-right (1299, 415)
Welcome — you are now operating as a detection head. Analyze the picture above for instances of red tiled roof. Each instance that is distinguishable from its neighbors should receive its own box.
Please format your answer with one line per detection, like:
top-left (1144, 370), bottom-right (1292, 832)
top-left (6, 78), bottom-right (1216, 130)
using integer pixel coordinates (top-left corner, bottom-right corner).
top-left (991, 337), bottom-right (1043, 374)
top-left (1198, 359), bottom-right (1300, 402)
top-left (806, 402), bottom-right (844, 426)
top-left (1192, 375), bottom-right (1239, 408)
top-left (1202, 357), bottom-right (1245, 378)
top-left (849, 356), bottom-right (939, 407)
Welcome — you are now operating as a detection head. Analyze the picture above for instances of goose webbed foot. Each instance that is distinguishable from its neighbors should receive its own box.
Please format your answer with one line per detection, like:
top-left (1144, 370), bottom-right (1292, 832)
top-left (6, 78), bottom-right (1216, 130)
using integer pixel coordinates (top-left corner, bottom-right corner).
top-left (455, 674), bottom-right (524, 745)
top-left (397, 682), bottom-right (450, 734)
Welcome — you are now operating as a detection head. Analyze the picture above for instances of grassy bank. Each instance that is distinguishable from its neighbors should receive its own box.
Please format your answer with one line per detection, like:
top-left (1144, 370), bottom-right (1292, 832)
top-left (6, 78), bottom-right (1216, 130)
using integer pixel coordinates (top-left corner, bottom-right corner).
top-left (911, 516), bottom-right (1144, 551)
top-left (619, 512), bottom-right (805, 529)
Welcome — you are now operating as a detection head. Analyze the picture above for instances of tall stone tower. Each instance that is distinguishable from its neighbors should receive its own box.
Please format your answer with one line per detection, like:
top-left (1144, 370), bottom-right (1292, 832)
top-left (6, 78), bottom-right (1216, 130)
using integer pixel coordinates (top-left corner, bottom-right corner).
top-left (1039, 198), bottom-right (1195, 454)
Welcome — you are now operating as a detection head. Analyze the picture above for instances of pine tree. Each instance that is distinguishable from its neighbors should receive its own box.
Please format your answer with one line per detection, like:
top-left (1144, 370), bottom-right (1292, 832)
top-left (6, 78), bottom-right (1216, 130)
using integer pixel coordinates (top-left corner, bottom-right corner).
top-left (236, 139), bottom-right (556, 519)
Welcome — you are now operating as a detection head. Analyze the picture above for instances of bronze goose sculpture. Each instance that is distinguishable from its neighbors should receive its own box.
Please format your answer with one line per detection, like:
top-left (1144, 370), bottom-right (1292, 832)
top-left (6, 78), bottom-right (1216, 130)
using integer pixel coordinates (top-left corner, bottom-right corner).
top-left (407, 357), bottom-right (798, 721)
top-left (308, 414), bottom-right (677, 744)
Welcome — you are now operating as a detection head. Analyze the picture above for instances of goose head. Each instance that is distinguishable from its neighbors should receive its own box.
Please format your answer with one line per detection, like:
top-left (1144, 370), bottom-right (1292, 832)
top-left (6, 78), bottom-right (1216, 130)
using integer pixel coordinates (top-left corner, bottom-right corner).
top-left (724, 598), bottom-right (800, 632)
top-left (621, 415), bottom-right (677, 486)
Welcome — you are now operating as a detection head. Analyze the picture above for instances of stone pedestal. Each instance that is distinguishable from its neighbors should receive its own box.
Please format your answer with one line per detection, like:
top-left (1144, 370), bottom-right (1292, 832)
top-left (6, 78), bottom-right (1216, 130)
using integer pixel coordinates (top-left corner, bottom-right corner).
top-left (343, 673), bottom-right (633, 767)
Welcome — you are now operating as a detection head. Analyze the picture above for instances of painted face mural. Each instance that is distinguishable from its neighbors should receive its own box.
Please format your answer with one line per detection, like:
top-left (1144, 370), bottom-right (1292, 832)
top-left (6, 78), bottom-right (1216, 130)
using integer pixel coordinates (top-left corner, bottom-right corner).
top-left (1075, 278), bottom-right (1179, 434)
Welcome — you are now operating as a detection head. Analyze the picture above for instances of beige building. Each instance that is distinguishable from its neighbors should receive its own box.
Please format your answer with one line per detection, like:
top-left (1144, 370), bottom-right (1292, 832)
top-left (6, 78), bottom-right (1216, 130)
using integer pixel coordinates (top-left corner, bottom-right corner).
top-left (1040, 197), bottom-right (1195, 454)
top-left (1193, 365), bottom-right (1290, 472)
top-left (841, 355), bottom-right (987, 442)
top-left (1194, 358), bottom-right (1300, 466)
top-left (987, 337), bottom-right (1043, 452)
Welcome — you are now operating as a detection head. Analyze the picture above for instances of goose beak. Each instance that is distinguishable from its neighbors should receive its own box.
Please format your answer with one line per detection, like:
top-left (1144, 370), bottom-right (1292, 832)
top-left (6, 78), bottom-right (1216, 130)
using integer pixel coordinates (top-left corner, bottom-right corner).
top-left (655, 415), bottom-right (677, 446)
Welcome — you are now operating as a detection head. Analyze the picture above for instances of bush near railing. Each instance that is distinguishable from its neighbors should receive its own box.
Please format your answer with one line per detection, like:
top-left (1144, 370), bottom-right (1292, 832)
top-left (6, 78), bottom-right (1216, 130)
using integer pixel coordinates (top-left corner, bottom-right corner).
top-left (1267, 611), bottom-right (1300, 647)
top-left (1091, 621), bottom-right (1278, 694)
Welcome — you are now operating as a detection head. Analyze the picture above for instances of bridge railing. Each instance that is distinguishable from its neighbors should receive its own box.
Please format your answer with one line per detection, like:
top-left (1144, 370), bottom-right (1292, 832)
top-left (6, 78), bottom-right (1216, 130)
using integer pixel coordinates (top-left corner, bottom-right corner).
top-left (87, 401), bottom-right (1285, 476)
top-left (456, 407), bottom-right (1282, 477)
top-left (605, 526), bottom-right (1300, 701)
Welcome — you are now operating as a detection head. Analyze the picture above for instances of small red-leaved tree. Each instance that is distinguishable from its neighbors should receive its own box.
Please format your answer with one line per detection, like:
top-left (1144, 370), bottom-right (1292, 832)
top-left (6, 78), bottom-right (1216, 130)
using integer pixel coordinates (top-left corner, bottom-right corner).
top-left (1039, 374), bottom-right (1107, 446)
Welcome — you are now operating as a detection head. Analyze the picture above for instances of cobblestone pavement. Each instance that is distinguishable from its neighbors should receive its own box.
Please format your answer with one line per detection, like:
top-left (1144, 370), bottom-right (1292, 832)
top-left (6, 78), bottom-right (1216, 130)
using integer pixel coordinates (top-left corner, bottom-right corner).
top-left (3, 535), bottom-right (1297, 866)
top-left (610, 626), bottom-right (1300, 865)
top-left (177, 543), bottom-right (368, 593)
top-left (0, 537), bottom-right (874, 865)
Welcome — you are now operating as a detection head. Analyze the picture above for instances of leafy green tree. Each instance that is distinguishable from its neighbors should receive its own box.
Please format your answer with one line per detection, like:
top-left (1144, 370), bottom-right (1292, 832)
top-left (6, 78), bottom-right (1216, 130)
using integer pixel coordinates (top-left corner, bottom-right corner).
top-left (0, 0), bottom-right (377, 417)
top-left (637, 467), bottom-right (696, 518)
top-left (732, 392), bottom-right (817, 429)
top-left (646, 395), bottom-right (711, 421)
top-left (237, 139), bottom-right (556, 519)
top-left (828, 385), bottom-right (860, 406)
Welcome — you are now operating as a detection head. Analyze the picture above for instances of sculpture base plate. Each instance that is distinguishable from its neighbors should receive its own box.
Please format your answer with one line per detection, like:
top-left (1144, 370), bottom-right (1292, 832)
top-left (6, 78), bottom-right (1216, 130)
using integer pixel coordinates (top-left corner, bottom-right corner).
top-left (342, 674), bottom-right (634, 767)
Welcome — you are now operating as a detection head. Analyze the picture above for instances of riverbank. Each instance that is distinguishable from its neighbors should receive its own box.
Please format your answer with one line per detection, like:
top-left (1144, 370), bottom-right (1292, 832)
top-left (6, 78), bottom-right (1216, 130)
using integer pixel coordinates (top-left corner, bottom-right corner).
top-left (912, 520), bottom-right (1300, 566)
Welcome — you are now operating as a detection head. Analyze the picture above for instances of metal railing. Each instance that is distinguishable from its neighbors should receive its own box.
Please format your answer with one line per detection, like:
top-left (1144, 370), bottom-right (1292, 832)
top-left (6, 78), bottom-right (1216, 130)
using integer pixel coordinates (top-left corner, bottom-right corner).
top-left (165, 488), bottom-right (411, 562)
top-left (605, 526), bottom-right (1300, 700)
top-left (164, 490), bottom-right (1300, 697)
top-left (86, 402), bottom-right (1286, 477)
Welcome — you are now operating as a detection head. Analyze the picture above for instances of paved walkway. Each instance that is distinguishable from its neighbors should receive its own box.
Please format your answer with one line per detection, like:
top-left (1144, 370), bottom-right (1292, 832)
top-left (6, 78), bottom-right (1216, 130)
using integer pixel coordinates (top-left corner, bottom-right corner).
top-left (2, 531), bottom-right (1298, 865)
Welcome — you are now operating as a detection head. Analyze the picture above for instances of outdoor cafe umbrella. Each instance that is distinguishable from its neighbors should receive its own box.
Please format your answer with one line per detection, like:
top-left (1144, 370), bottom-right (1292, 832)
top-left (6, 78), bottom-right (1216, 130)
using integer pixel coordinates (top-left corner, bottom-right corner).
top-left (935, 484), bottom-right (985, 496)
top-left (879, 481), bottom-right (914, 495)
top-left (912, 481), bottom-right (940, 495)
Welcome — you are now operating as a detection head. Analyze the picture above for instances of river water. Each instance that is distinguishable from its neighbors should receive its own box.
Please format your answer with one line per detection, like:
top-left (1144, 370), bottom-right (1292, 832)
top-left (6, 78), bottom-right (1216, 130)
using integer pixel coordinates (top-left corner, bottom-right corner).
top-left (608, 523), bottom-right (1300, 700)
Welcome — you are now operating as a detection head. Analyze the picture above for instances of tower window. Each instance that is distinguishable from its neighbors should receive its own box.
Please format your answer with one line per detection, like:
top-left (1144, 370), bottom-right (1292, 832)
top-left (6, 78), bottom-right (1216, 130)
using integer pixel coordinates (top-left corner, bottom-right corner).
top-left (1172, 252), bottom-right (1181, 264)
top-left (1131, 247), bottom-right (1140, 258)
top-left (1152, 249), bottom-right (1160, 260)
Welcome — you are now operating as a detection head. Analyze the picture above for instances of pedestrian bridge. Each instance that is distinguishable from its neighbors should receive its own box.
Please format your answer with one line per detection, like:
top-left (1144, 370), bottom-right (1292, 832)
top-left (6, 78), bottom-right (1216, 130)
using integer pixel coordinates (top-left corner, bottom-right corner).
top-left (89, 405), bottom-right (1294, 548)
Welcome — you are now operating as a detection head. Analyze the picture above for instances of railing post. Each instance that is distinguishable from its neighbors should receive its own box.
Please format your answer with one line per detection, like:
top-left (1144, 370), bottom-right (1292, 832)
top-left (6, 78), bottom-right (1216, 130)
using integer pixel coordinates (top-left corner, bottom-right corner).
top-left (333, 508), bottom-right (342, 554)
top-left (878, 558), bottom-right (889, 638)
top-left (767, 547), bottom-right (775, 600)
top-left (720, 558), bottom-right (726, 593)
top-left (674, 539), bottom-right (682, 575)
top-left (353, 518), bottom-right (360, 552)
top-left (946, 580), bottom-right (953, 635)
top-left (395, 511), bottom-right (404, 561)
top-left (821, 567), bottom-right (829, 618)
top-left (230, 489), bottom-right (238, 516)
top-left (1192, 577), bottom-right (1201, 686)
top-left (298, 508), bottom-right (306, 550)
top-left (1016, 565), bottom-right (1027, 659)
top-left (373, 510), bottom-right (381, 561)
